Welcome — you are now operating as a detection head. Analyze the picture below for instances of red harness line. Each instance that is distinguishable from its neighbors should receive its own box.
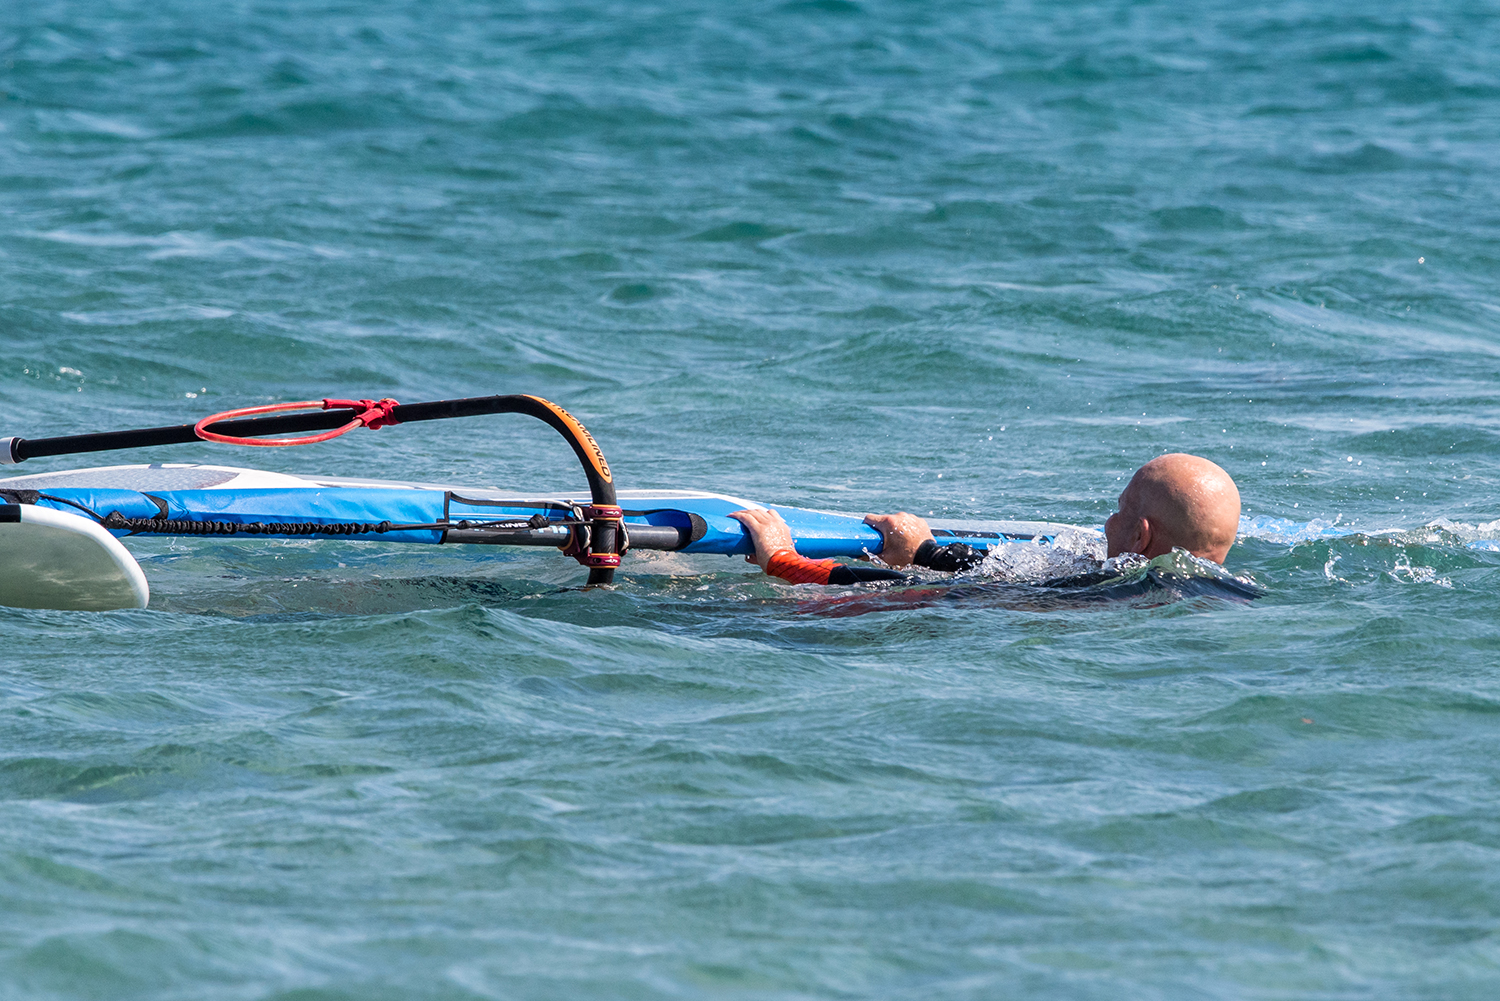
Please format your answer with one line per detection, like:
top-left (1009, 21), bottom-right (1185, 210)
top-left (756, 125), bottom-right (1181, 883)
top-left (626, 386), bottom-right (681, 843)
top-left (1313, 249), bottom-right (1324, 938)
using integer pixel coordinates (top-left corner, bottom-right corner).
top-left (193, 398), bottom-right (401, 446)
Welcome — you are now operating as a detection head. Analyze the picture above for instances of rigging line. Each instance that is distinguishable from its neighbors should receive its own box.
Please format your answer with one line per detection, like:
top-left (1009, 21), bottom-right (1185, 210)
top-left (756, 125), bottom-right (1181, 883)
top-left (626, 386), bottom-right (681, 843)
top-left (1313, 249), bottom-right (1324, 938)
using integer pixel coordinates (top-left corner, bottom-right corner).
top-left (96, 511), bottom-right (560, 537)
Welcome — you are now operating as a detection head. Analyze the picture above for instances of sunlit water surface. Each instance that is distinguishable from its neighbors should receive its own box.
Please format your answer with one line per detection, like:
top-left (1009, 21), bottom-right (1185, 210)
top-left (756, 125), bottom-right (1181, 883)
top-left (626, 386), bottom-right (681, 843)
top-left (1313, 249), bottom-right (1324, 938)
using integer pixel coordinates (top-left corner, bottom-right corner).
top-left (4, 1), bottom-right (1500, 997)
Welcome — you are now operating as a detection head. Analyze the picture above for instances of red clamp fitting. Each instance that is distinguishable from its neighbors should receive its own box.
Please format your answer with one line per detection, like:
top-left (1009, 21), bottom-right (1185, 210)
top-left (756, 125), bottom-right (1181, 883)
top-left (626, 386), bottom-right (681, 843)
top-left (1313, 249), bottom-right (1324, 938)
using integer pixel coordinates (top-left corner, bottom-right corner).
top-left (322, 398), bottom-right (401, 430)
top-left (561, 505), bottom-right (625, 568)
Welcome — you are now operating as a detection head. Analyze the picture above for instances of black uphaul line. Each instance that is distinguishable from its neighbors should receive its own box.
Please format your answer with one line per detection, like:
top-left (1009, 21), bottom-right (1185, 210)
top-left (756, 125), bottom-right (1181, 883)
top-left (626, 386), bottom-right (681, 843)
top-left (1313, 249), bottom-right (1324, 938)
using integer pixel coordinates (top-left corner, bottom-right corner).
top-left (2, 394), bottom-right (626, 585)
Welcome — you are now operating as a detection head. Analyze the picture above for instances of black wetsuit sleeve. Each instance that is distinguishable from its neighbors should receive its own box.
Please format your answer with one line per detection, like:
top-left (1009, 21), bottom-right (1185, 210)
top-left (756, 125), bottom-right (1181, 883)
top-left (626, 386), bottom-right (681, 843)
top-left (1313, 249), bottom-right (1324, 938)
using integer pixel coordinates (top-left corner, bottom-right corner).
top-left (827, 565), bottom-right (909, 584)
top-left (911, 539), bottom-right (989, 572)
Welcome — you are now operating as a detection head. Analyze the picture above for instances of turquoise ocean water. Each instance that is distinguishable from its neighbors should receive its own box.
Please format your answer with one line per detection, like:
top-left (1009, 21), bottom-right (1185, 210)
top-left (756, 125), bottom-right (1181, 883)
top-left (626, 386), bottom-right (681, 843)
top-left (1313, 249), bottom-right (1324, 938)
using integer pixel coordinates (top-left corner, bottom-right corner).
top-left (5, 1), bottom-right (1500, 996)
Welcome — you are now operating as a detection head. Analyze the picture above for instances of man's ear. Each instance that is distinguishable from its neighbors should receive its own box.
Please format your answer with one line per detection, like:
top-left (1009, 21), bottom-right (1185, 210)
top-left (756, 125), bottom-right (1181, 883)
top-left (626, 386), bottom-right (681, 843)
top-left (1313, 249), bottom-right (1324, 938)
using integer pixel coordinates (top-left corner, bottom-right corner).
top-left (1131, 517), bottom-right (1152, 557)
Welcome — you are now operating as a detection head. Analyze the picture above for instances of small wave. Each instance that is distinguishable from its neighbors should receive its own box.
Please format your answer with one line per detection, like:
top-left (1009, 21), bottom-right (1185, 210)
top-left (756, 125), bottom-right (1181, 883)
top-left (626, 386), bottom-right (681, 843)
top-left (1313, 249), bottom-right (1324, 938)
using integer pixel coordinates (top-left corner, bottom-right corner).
top-left (807, 548), bottom-right (1263, 618)
top-left (1298, 142), bottom-right (1426, 174)
top-left (1239, 514), bottom-right (1354, 544)
top-left (689, 222), bottom-right (798, 243)
top-left (1150, 206), bottom-right (1249, 232)
top-left (963, 537), bottom-right (1259, 599)
top-left (1428, 518), bottom-right (1500, 553)
top-left (1100, 549), bottom-right (1264, 596)
top-left (1241, 515), bottom-right (1500, 553)
top-left (32, 110), bottom-right (152, 139)
top-left (28, 228), bottom-right (342, 261)
top-left (942, 549), bottom-right (1266, 611)
top-left (59, 304), bottom-right (234, 326)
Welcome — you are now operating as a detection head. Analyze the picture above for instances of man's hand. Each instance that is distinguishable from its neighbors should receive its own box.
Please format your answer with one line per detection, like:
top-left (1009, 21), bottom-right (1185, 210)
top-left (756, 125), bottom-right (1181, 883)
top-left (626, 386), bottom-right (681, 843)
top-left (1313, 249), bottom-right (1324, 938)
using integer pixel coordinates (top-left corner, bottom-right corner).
top-left (728, 508), bottom-right (795, 571)
top-left (863, 512), bottom-right (934, 567)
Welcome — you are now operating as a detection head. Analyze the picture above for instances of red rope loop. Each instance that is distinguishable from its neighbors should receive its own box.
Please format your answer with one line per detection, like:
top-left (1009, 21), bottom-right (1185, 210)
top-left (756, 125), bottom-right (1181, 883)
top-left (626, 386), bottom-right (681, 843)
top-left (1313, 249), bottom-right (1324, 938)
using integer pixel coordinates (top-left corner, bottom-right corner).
top-left (193, 398), bottom-right (401, 447)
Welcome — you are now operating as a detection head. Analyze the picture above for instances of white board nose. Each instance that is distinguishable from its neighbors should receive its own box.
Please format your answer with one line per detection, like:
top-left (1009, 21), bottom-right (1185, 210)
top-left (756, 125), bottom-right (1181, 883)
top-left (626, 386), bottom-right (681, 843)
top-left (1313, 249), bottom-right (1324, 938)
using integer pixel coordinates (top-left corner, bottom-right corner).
top-left (0, 504), bottom-right (149, 611)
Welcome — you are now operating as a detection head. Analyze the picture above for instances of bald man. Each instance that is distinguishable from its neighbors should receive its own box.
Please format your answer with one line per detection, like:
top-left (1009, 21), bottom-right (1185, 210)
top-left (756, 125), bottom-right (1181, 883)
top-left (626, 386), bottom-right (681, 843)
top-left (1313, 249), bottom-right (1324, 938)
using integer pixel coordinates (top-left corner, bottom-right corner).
top-left (1101, 453), bottom-right (1240, 564)
top-left (730, 453), bottom-right (1241, 586)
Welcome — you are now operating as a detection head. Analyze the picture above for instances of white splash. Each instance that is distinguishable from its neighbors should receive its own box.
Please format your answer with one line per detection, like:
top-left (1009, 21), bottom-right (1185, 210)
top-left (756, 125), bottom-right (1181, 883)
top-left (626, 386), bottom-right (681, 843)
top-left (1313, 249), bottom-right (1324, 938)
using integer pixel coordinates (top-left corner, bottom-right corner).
top-left (1238, 514), bottom-right (1351, 544)
top-left (970, 527), bottom-right (1106, 582)
top-left (1389, 553), bottom-right (1452, 588)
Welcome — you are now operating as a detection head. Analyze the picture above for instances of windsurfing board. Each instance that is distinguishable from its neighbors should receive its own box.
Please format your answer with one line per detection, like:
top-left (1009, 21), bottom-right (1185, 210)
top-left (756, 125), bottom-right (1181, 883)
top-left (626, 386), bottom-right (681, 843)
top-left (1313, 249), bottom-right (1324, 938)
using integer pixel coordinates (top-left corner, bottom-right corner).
top-left (0, 463), bottom-right (1099, 611)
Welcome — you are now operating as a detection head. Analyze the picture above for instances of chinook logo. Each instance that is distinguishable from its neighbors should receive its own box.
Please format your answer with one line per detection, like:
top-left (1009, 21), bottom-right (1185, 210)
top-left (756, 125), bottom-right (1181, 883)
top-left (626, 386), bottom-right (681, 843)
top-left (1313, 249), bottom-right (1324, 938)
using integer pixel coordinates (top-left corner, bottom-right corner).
top-left (524, 396), bottom-right (612, 484)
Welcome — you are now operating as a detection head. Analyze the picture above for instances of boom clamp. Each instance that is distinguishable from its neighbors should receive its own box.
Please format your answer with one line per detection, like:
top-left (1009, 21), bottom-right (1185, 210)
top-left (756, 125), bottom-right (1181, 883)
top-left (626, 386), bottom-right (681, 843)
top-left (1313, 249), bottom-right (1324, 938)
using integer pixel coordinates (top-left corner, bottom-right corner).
top-left (561, 504), bottom-right (627, 569)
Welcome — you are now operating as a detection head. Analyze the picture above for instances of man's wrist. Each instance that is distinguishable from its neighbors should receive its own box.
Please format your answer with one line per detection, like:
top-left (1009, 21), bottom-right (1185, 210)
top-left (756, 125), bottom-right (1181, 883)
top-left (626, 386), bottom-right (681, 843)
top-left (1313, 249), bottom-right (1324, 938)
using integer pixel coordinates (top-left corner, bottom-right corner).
top-left (759, 546), bottom-right (796, 570)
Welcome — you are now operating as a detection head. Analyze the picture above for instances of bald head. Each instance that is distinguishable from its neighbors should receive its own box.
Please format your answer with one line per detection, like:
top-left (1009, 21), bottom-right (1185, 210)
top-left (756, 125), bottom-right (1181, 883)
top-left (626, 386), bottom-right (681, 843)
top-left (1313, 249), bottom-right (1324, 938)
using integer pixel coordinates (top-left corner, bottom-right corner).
top-left (1104, 454), bottom-right (1241, 564)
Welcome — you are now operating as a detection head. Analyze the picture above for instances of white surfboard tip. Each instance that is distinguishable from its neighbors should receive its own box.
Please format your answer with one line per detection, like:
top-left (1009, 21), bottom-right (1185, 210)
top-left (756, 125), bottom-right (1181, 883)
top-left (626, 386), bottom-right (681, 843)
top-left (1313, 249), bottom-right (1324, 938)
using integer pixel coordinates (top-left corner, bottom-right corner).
top-left (0, 504), bottom-right (149, 611)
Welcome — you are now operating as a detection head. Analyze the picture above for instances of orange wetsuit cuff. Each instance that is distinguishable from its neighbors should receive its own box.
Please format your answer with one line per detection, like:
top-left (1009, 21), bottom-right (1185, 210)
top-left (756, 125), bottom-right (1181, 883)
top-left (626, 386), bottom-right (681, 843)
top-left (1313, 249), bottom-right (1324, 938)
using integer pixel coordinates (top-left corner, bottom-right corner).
top-left (765, 549), bottom-right (837, 585)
